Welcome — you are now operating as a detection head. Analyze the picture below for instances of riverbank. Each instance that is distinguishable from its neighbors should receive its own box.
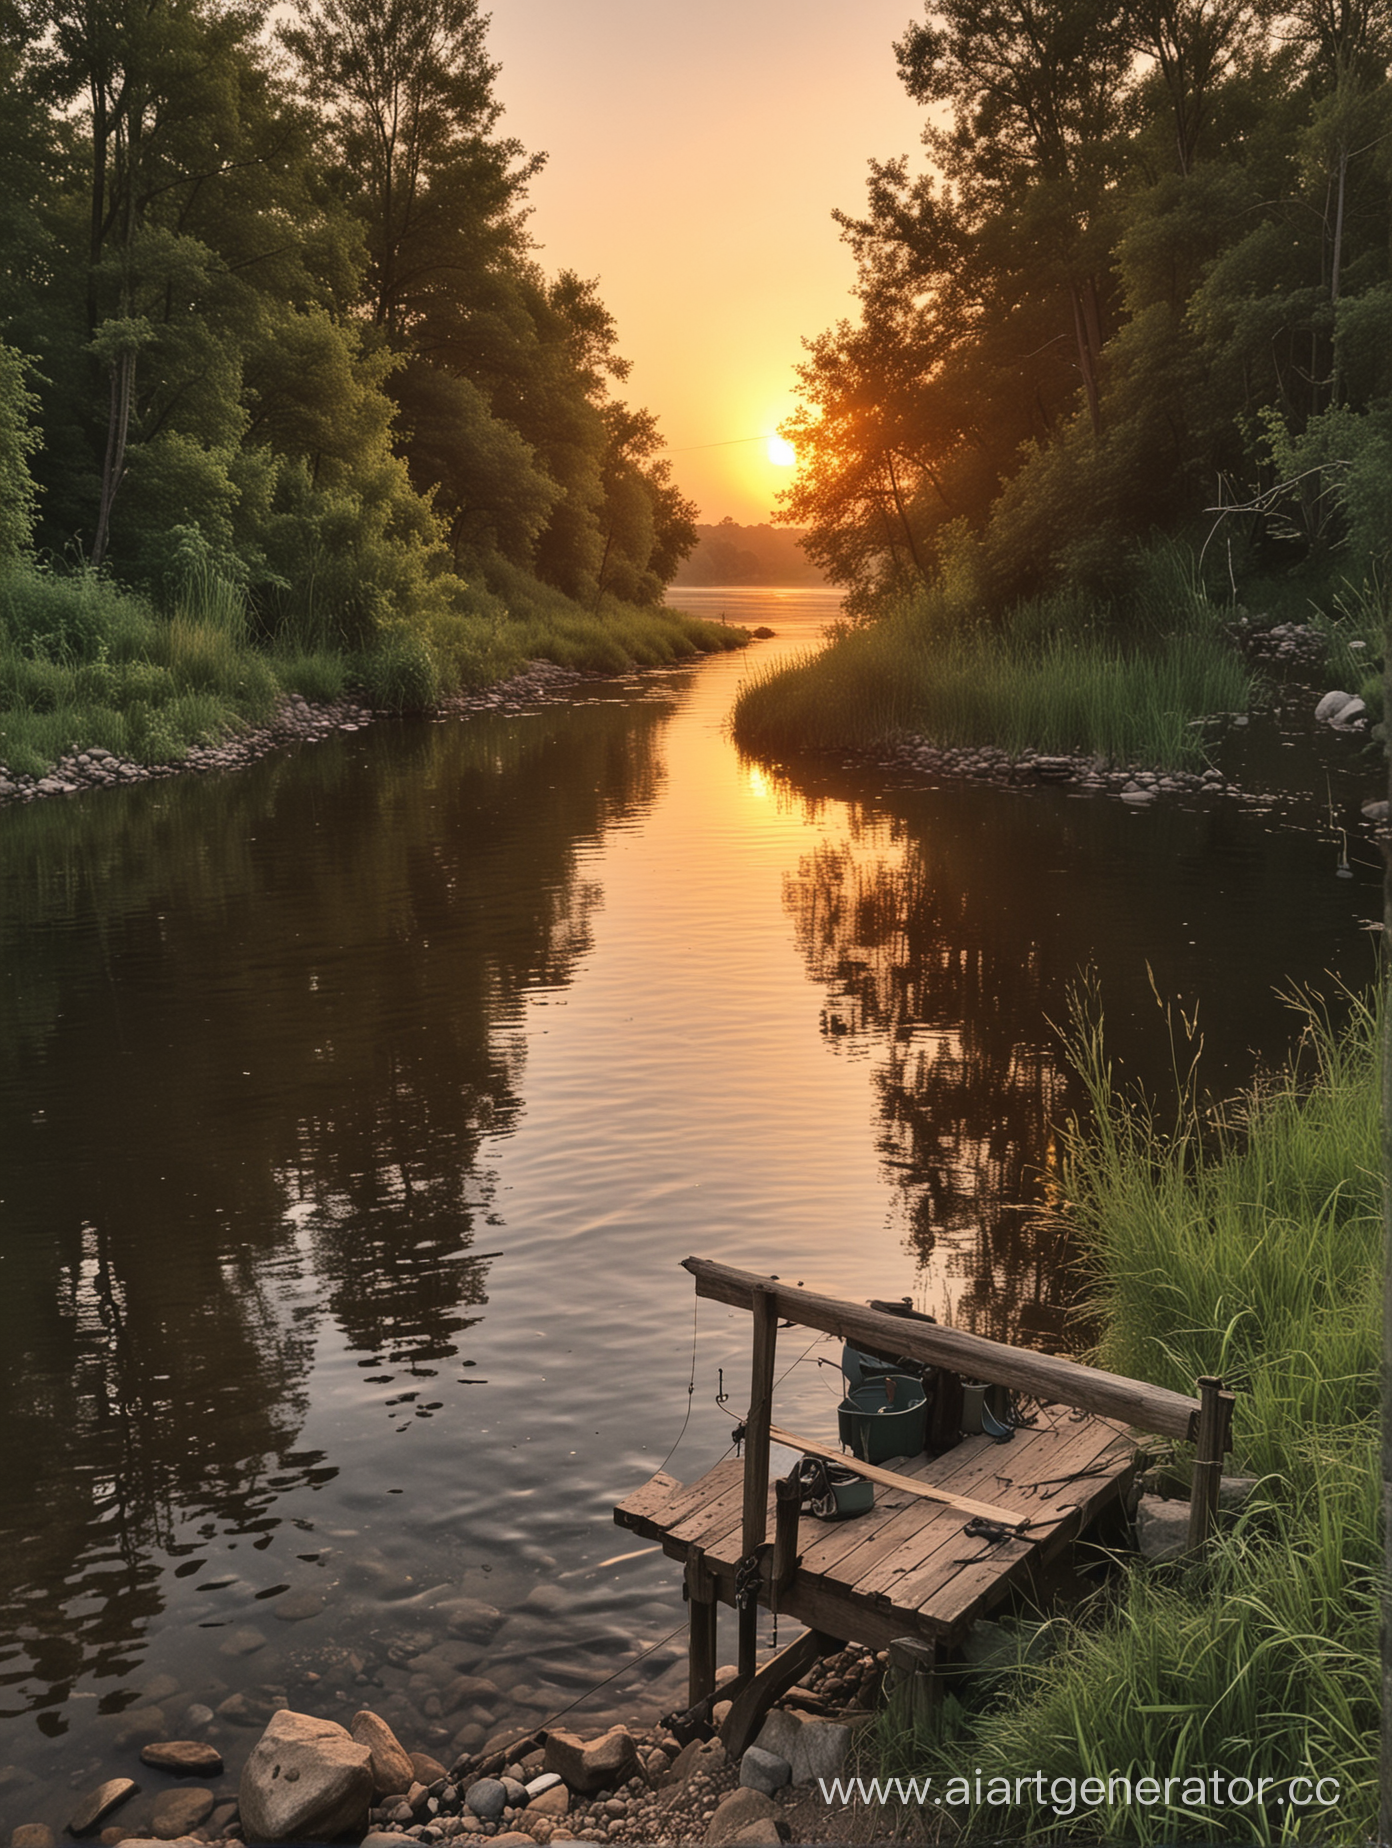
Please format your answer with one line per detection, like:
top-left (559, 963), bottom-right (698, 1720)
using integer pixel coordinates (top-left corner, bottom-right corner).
top-left (0, 560), bottom-right (749, 795)
top-left (0, 661), bottom-right (595, 807)
top-left (728, 551), bottom-right (1385, 792)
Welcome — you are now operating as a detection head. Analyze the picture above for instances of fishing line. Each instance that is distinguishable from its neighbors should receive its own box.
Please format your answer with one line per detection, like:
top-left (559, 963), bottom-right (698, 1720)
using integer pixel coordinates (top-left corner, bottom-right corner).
top-left (654, 1293), bottom-right (700, 1476)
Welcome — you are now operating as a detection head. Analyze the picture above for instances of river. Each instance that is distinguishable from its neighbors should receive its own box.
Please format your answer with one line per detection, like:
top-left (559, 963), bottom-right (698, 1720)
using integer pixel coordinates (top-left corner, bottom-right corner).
top-left (0, 587), bottom-right (1381, 1824)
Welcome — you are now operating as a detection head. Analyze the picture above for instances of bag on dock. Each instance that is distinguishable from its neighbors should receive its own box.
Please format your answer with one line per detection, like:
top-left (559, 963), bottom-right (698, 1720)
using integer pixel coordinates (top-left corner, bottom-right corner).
top-left (795, 1455), bottom-right (874, 1521)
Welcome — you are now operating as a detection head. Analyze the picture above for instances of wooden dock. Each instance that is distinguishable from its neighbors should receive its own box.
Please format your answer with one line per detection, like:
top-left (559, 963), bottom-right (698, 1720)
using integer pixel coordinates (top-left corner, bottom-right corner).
top-left (613, 1258), bottom-right (1231, 1752)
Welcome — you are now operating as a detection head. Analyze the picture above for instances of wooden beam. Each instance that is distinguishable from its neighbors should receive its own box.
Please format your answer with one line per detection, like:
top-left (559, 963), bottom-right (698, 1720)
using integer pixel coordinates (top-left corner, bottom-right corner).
top-left (685, 1257), bottom-right (1200, 1442)
top-left (685, 1548), bottom-right (718, 1708)
top-left (720, 1627), bottom-right (838, 1758)
top-left (769, 1427), bottom-right (1020, 1523)
top-left (739, 1287), bottom-right (778, 1678)
top-left (771, 1474), bottom-right (801, 1605)
top-left (1185, 1377), bottom-right (1233, 1556)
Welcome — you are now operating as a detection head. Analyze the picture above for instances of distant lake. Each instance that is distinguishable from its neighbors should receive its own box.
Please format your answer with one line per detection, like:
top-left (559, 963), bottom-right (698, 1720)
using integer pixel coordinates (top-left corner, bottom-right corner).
top-left (0, 586), bottom-right (1379, 1825)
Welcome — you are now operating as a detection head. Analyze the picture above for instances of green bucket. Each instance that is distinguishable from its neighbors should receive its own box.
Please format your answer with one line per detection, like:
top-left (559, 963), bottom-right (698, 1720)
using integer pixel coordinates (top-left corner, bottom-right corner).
top-left (837, 1373), bottom-right (928, 1464)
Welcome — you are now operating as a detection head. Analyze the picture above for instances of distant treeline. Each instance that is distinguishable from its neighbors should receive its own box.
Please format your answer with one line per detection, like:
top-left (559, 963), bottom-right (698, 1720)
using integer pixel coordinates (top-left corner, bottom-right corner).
top-left (671, 520), bottom-right (828, 587)
top-left (0, 0), bottom-right (703, 682)
top-left (784, 0), bottom-right (1392, 620)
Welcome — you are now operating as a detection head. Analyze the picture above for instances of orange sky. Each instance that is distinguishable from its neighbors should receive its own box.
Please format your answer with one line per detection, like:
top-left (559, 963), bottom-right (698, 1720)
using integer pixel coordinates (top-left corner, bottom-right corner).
top-left (486, 2), bottom-right (928, 525)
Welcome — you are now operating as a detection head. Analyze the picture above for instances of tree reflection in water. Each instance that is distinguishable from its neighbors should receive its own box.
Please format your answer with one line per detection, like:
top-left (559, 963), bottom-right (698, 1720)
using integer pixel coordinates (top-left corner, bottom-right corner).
top-left (785, 831), bottom-right (1077, 1350)
top-left (0, 699), bottom-right (668, 1725)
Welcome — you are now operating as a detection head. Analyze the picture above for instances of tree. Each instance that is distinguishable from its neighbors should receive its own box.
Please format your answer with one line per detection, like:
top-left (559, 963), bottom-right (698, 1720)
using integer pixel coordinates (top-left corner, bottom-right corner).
top-left (0, 341), bottom-right (40, 559)
top-left (895, 0), bottom-right (1135, 433)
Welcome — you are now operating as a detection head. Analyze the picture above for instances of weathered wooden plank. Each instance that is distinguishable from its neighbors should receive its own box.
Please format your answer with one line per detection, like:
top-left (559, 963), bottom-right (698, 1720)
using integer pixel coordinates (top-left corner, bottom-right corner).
top-left (767, 1426), bottom-right (1019, 1522)
top-left (774, 1577), bottom-right (931, 1653)
top-left (743, 1288), bottom-right (778, 1556)
top-left (924, 1446), bottom-right (1136, 1637)
top-left (850, 1418), bottom-right (1128, 1608)
top-left (684, 1257), bottom-right (1200, 1441)
top-left (621, 1456), bottom-right (750, 1544)
top-left (668, 1472), bottom-right (756, 1550)
top-left (613, 1469), bottom-right (684, 1529)
top-left (719, 1628), bottom-right (837, 1757)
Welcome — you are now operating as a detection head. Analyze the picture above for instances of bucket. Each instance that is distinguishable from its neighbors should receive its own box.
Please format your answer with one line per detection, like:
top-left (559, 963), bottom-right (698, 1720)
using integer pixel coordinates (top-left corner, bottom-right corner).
top-left (837, 1373), bottom-right (928, 1464)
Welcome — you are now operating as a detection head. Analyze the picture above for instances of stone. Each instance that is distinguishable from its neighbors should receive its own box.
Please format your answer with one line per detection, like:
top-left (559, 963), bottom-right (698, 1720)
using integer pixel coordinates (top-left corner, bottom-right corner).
top-left (728, 1824), bottom-right (784, 1846)
top-left (1219, 1474), bottom-right (1260, 1511)
top-left (464, 1779), bottom-right (508, 1823)
top-left (524, 1774), bottom-right (564, 1801)
top-left (139, 1742), bottom-right (223, 1777)
top-left (410, 1751), bottom-right (448, 1785)
top-left (750, 1711), bottom-right (801, 1764)
top-left (151, 1787), bottom-right (214, 1838)
top-left (441, 1674), bottom-right (501, 1712)
top-left (362, 1836), bottom-right (420, 1848)
top-left (705, 1788), bottom-right (780, 1845)
top-left (111, 1709), bottom-right (168, 1750)
top-left (526, 1787), bottom-right (570, 1819)
top-left (137, 1676), bottom-right (181, 1705)
top-left (70, 1780), bottom-right (140, 1836)
top-left (490, 1836), bottom-right (537, 1847)
top-left (237, 1709), bottom-right (373, 1843)
top-left (1331, 697), bottom-right (1366, 729)
top-left (661, 1737), bottom-right (725, 1793)
top-left (181, 1705), bottom-right (214, 1732)
top-left (737, 1747), bottom-right (789, 1796)
top-left (543, 1727), bottom-right (640, 1795)
top-left (271, 1590), bottom-right (324, 1622)
top-left (438, 1599), bottom-right (503, 1641)
top-left (352, 1711), bottom-right (415, 1798)
top-left (219, 1627), bottom-right (267, 1657)
top-left (788, 1720), bottom-right (851, 1786)
top-left (1314, 689), bottom-right (1355, 723)
top-left (11, 1826), bottom-right (56, 1848)
top-left (962, 1620), bottom-right (1017, 1675)
top-left (1135, 1493), bottom-right (1190, 1562)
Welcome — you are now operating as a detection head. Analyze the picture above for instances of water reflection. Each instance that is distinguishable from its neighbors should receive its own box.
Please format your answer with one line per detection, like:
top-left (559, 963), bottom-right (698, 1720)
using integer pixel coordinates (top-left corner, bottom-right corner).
top-left (776, 764), bottom-right (1382, 1347)
top-left (0, 698), bottom-right (670, 1731)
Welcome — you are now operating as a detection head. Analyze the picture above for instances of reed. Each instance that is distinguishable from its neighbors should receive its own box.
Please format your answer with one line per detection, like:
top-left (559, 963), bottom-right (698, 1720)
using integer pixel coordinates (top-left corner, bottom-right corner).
top-left (732, 615), bottom-right (1250, 770)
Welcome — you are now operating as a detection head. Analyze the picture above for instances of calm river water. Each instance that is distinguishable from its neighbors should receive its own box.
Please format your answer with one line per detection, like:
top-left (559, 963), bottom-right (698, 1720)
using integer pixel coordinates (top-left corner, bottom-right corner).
top-left (0, 587), bottom-right (1381, 1821)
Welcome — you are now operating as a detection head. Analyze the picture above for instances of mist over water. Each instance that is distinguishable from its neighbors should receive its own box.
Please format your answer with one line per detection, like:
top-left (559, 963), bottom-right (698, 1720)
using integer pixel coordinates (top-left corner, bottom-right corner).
top-left (0, 587), bottom-right (1379, 1819)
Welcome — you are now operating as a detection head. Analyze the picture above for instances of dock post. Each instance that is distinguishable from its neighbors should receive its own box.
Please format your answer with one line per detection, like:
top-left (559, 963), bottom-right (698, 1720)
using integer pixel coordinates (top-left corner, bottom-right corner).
top-left (738, 1285), bottom-right (777, 1677)
top-left (1186, 1375), bottom-right (1233, 1555)
top-left (770, 1474), bottom-right (801, 1604)
top-left (685, 1546), bottom-right (718, 1708)
top-left (887, 1636), bottom-right (939, 1737)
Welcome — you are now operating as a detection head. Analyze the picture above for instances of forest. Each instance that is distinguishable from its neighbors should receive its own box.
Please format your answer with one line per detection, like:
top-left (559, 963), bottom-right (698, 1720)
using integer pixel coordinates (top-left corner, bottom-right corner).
top-left (778, 0), bottom-right (1392, 624)
top-left (0, 0), bottom-right (729, 773)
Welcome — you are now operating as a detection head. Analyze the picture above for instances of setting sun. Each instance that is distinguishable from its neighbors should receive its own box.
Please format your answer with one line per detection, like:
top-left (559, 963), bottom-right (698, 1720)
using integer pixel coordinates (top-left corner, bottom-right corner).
top-left (767, 434), bottom-right (796, 467)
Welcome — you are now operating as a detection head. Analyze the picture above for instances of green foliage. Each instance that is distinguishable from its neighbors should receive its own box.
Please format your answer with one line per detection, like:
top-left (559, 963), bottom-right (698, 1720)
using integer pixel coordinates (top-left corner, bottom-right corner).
top-left (0, 341), bottom-right (39, 560)
top-left (0, 561), bottom-right (278, 773)
top-left (731, 551), bottom-right (1250, 768)
top-left (0, 0), bottom-right (698, 710)
top-left (783, 4), bottom-right (1392, 626)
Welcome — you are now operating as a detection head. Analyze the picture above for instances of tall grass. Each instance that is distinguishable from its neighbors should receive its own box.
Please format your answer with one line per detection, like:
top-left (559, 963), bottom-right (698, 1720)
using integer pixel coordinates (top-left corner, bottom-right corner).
top-left (733, 618), bottom-right (1250, 769)
top-left (0, 557), bottom-right (748, 776)
top-left (873, 986), bottom-right (1380, 1843)
top-left (0, 562), bottom-right (277, 774)
top-left (732, 552), bottom-right (1251, 769)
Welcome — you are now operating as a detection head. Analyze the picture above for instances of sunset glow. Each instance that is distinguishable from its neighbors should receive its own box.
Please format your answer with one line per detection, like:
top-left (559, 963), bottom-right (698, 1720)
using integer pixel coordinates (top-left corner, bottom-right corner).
top-left (767, 435), bottom-right (796, 467)
top-left (485, 1), bottom-right (926, 521)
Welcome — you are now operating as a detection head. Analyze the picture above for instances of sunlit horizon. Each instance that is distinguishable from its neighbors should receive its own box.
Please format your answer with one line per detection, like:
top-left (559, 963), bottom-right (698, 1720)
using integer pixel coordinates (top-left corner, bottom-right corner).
top-left (485, 1), bottom-right (927, 524)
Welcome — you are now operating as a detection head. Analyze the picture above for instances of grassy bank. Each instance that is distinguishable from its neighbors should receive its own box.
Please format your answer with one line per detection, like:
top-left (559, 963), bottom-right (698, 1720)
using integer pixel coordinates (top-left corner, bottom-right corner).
top-left (732, 558), bottom-right (1253, 770)
top-left (0, 560), bottom-right (745, 778)
top-left (876, 985), bottom-right (1380, 1843)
